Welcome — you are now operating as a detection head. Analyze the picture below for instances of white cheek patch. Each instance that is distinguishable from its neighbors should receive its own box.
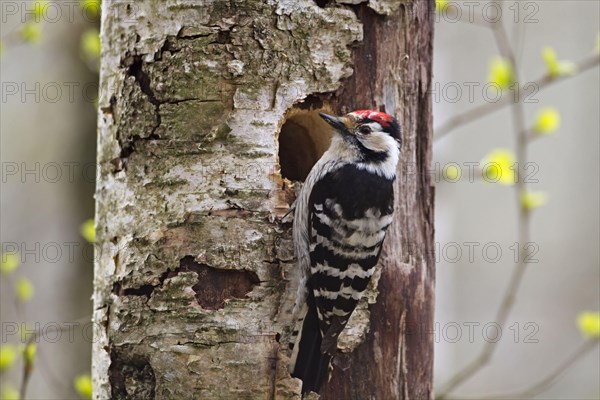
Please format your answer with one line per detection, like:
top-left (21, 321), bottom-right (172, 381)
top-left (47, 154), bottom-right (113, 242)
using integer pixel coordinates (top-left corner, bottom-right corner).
top-left (355, 133), bottom-right (400, 179)
top-left (361, 133), bottom-right (391, 153)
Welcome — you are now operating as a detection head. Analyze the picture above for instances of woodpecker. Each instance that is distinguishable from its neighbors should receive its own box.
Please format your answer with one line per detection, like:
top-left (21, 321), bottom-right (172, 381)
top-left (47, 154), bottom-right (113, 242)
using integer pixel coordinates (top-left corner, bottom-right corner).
top-left (289, 110), bottom-right (401, 394)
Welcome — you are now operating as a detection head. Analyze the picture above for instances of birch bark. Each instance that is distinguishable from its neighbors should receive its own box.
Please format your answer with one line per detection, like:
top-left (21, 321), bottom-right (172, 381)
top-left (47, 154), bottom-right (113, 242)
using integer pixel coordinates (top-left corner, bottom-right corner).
top-left (93, 1), bottom-right (434, 399)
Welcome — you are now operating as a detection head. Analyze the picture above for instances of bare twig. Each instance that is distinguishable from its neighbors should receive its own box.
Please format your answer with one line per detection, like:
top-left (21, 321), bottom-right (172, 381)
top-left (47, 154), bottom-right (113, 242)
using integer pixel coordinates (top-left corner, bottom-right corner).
top-left (445, 339), bottom-right (599, 400)
top-left (19, 336), bottom-right (37, 400)
top-left (438, 16), bottom-right (532, 399)
top-left (514, 14), bottom-right (526, 66)
top-left (486, 339), bottom-right (599, 399)
top-left (433, 53), bottom-right (600, 142)
top-left (436, 5), bottom-right (599, 399)
top-left (14, 314), bottom-right (93, 398)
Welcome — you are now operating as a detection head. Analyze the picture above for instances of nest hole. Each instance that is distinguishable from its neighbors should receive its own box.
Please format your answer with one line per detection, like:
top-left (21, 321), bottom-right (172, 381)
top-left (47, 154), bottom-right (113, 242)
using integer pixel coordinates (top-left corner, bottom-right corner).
top-left (278, 100), bottom-right (333, 182)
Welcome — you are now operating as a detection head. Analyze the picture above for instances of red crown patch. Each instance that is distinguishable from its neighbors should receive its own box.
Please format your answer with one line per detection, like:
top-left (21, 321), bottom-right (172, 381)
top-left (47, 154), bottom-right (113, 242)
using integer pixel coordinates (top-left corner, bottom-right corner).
top-left (350, 110), bottom-right (394, 127)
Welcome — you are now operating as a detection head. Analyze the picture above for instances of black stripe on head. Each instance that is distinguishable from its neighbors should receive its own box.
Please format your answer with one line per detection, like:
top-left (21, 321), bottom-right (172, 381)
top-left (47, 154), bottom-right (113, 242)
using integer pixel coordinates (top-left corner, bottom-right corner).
top-left (351, 136), bottom-right (389, 163)
top-left (360, 146), bottom-right (388, 163)
top-left (363, 117), bottom-right (401, 144)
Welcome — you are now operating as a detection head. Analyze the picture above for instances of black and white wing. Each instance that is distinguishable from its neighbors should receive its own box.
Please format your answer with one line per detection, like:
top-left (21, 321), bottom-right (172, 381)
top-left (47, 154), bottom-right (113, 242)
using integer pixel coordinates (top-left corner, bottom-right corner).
top-left (307, 163), bottom-right (395, 353)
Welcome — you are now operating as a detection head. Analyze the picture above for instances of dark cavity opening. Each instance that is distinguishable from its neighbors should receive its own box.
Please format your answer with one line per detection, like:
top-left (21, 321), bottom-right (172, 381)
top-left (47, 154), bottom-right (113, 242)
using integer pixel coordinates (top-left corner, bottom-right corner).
top-left (278, 98), bottom-right (333, 182)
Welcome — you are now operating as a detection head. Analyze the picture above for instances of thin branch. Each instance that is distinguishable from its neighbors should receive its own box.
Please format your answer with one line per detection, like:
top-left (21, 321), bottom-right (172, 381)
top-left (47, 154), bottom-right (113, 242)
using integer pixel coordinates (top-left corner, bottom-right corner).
top-left (19, 336), bottom-right (36, 400)
top-left (435, 5), bottom-right (599, 400)
top-left (438, 16), bottom-right (532, 399)
top-left (14, 315), bottom-right (93, 398)
top-left (447, 340), bottom-right (599, 400)
top-left (488, 339), bottom-right (599, 399)
top-left (526, 128), bottom-right (541, 142)
top-left (434, 53), bottom-right (600, 142)
top-left (490, 4), bottom-right (513, 65)
top-left (514, 14), bottom-right (526, 67)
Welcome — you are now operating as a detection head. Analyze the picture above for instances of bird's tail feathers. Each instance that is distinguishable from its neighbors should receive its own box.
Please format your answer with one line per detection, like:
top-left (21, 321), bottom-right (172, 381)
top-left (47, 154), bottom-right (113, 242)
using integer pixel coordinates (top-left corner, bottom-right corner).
top-left (289, 292), bottom-right (331, 394)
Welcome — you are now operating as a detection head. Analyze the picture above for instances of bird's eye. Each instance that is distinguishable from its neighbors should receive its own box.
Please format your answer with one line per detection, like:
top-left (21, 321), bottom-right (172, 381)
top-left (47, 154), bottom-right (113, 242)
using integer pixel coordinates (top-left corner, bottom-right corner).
top-left (358, 125), bottom-right (371, 135)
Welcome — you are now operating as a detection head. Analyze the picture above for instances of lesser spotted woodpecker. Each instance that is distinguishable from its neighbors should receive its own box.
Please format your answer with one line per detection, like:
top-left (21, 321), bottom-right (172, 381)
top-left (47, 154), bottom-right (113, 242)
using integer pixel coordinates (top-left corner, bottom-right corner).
top-left (289, 110), bottom-right (401, 393)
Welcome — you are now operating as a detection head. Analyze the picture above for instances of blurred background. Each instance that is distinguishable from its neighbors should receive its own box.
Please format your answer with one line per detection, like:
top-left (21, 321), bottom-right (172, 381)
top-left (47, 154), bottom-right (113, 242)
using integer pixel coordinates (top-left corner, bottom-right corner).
top-left (434, 1), bottom-right (599, 399)
top-left (0, 0), bottom-right (598, 399)
top-left (1, 1), bottom-right (99, 398)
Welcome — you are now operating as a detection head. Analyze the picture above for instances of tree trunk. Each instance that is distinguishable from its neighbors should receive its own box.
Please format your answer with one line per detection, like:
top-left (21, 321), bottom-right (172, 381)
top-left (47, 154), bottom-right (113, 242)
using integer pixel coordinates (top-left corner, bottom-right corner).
top-left (93, 1), bottom-right (434, 399)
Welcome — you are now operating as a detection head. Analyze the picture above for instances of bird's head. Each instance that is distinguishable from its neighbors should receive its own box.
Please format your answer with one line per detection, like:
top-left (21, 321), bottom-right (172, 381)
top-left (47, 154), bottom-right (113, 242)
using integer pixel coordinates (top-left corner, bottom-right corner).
top-left (319, 110), bottom-right (401, 165)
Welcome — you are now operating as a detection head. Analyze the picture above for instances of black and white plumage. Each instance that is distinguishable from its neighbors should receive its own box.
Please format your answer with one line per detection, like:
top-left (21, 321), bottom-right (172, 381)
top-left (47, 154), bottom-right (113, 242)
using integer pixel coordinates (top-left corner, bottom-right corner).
top-left (289, 110), bottom-right (401, 394)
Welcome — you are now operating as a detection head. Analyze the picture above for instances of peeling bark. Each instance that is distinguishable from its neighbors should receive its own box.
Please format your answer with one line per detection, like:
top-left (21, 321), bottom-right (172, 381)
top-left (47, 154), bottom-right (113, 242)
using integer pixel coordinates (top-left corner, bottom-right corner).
top-left (93, 1), bottom-right (433, 399)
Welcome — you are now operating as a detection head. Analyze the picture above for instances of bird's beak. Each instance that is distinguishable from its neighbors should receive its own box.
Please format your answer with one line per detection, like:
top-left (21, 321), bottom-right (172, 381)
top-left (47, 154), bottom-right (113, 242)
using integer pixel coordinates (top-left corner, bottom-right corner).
top-left (319, 113), bottom-right (349, 134)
